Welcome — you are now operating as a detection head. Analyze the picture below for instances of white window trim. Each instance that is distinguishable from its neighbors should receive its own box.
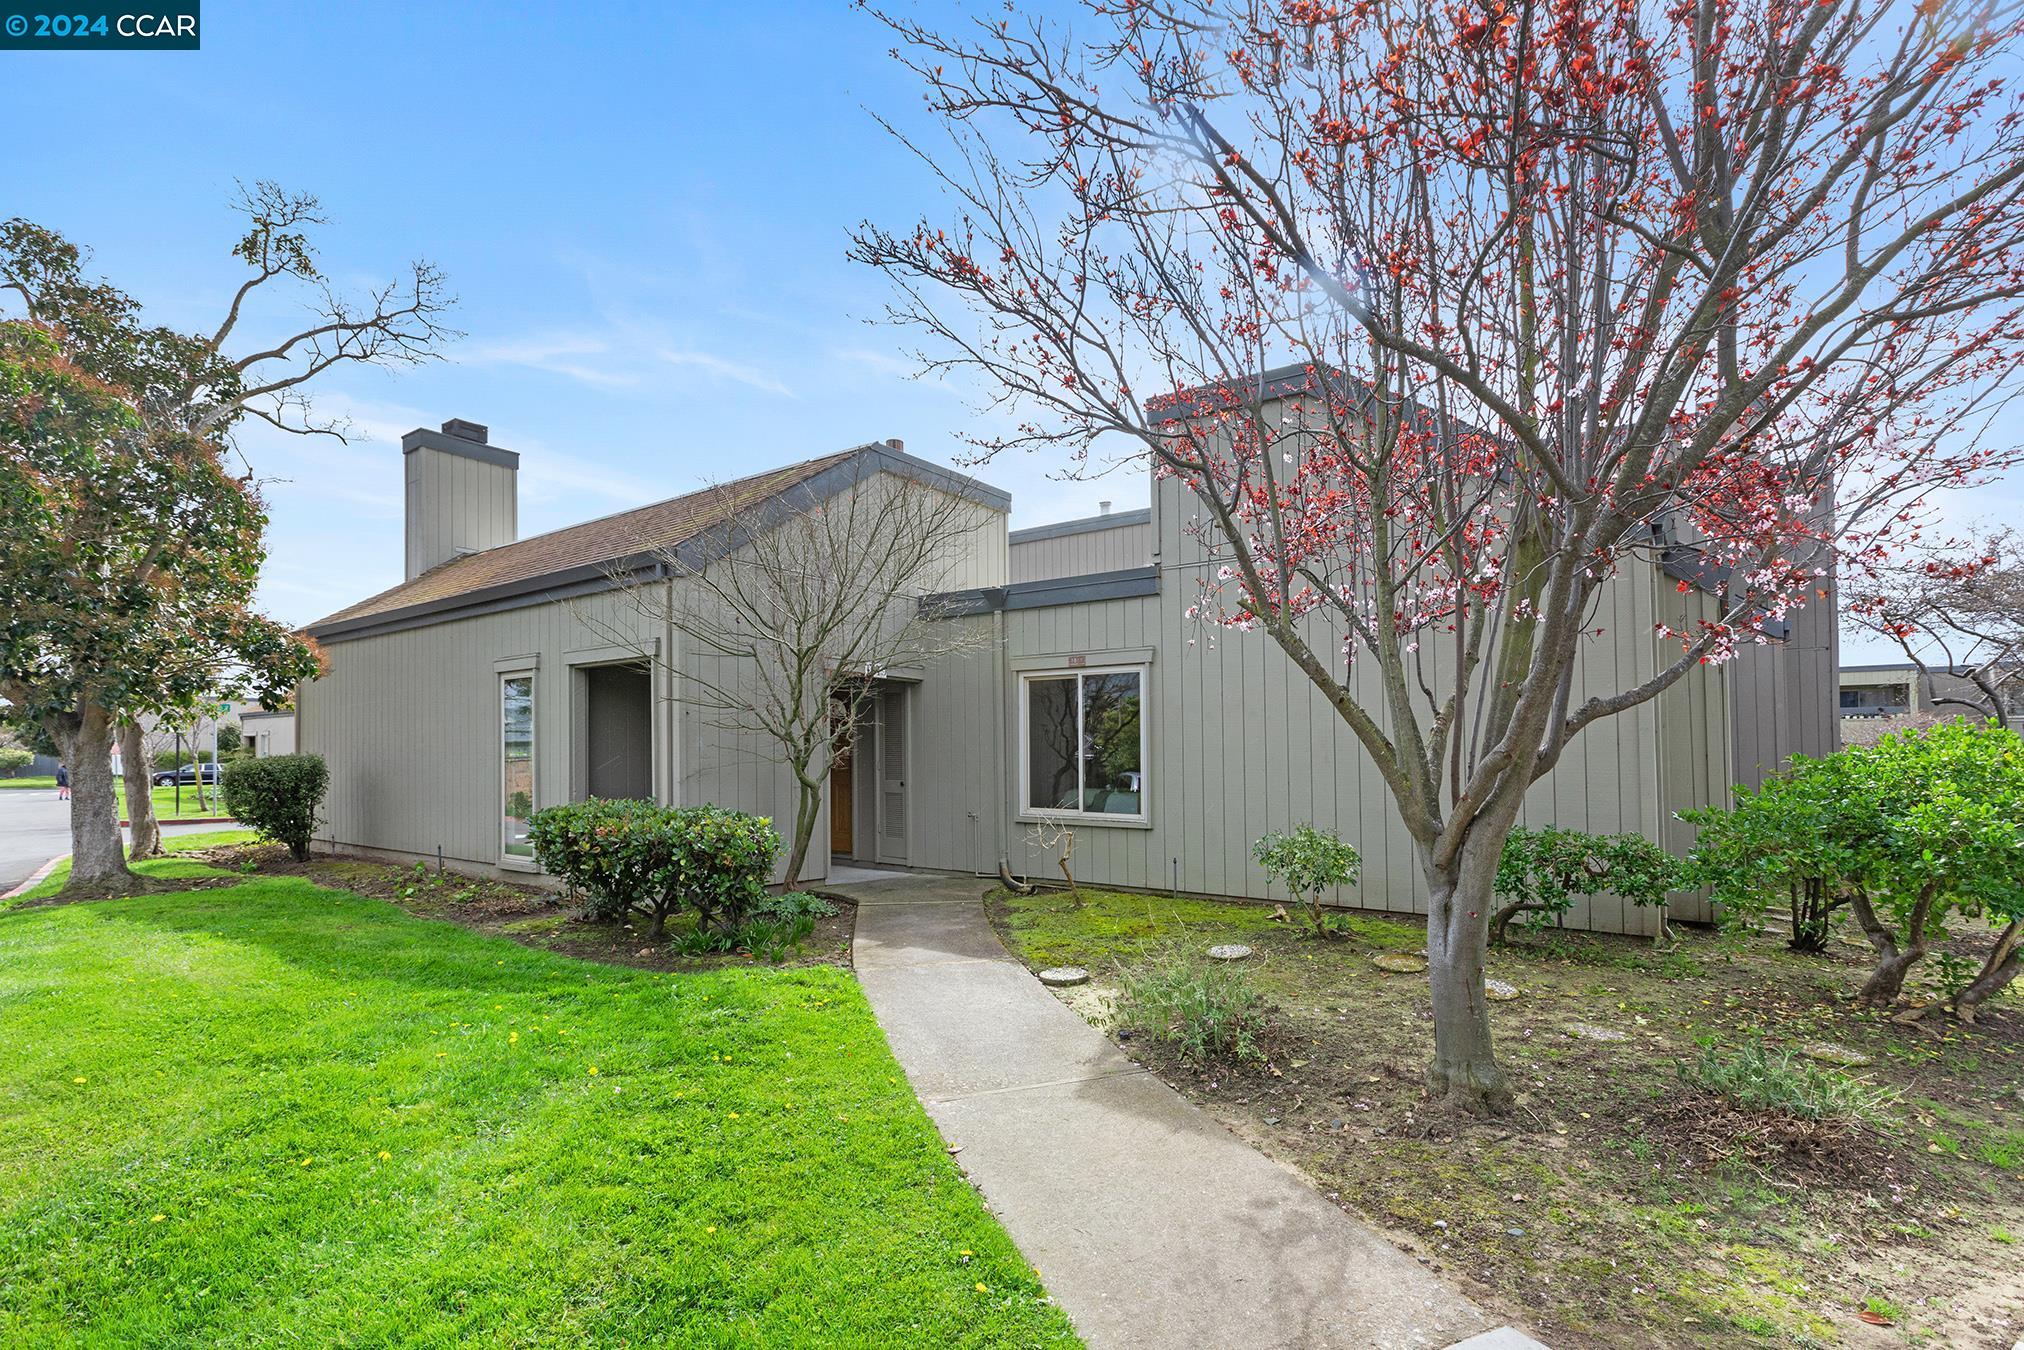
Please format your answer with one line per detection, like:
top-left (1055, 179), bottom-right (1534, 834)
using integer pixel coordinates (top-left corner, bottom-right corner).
top-left (1017, 664), bottom-right (1149, 826)
top-left (500, 670), bottom-right (538, 870)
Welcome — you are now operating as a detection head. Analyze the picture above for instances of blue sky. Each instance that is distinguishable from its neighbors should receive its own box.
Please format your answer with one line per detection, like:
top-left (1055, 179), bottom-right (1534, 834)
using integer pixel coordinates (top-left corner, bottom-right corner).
top-left (3, 1), bottom-right (1133, 627)
top-left (3, 1), bottom-right (2014, 660)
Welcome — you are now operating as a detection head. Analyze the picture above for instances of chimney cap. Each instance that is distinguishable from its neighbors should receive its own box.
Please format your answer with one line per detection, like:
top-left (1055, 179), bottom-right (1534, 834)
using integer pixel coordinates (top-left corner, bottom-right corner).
top-left (884, 437), bottom-right (904, 453)
top-left (442, 418), bottom-right (489, 444)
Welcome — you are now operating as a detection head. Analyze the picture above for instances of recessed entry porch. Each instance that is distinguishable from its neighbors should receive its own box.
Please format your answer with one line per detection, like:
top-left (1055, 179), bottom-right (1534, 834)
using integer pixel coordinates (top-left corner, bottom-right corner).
top-left (830, 678), bottom-right (914, 871)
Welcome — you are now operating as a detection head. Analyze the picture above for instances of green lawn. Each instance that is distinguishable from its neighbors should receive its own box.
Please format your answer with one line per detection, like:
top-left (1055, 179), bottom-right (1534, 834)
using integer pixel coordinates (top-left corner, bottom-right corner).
top-left (122, 782), bottom-right (233, 821)
top-left (0, 869), bottom-right (1077, 1346)
top-left (0, 776), bottom-right (230, 818)
top-left (5, 829), bottom-right (254, 908)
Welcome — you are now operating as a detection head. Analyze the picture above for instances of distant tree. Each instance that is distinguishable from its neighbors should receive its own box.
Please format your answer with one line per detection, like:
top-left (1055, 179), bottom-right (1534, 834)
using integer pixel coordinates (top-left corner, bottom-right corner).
top-left (0, 744), bottom-right (31, 775)
top-left (856, 0), bottom-right (2024, 1110)
top-left (591, 468), bottom-right (992, 887)
top-left (0, 322), bottom-right (320, 894)
top-left (1847, 530), bottom-right (2024, 731)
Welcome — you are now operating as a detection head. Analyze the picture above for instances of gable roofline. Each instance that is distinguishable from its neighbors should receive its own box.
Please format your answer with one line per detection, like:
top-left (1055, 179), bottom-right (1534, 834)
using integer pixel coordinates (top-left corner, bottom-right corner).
top-left (306, 440), bottom-right (1011, 643)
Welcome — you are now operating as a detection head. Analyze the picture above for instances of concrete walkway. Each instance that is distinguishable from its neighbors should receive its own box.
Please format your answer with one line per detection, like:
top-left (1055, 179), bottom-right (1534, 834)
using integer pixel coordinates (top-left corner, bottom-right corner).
top-left (831, 872), bottom-right (1544, 1350)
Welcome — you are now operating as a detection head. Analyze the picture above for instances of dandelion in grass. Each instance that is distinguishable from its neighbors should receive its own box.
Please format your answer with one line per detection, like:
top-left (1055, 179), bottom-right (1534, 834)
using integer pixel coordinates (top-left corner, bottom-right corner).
top-left (150, 1214), bottom-right (165, 1223)
top-left (377, 1150), bottom-right (391, 1160)
top-left (975, 1282), bottom-right (990, 1293)
top-left (71, 1076), bottom-right (86, 1084)
top-left (587, 1066), bottom-right (599, 1076)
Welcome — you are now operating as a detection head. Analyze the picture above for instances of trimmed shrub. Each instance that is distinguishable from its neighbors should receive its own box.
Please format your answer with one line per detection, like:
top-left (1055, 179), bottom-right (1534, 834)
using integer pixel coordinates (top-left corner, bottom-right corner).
top-left (1687, 720), bottom-right (2024, 1012)
top-left (1113, 948), bottom-right (1268, 1064)
top-left (220, 753), bottom-right (328, 861)
top-left (528, 800), bottom-right (780, 941)
top-left (1253, 825), bottom-right (1361, 938)
top-left (1491, 826), bottom-right (1683, 945)
top-left (0, 745), bottom-right (33, 774)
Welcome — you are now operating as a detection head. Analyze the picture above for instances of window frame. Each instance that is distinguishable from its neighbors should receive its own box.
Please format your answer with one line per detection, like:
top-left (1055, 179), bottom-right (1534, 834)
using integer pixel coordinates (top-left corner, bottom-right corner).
top-left (500, 670), bottom-right (538, 868)
top-left (1017, 663), bottom-right (1149, 825)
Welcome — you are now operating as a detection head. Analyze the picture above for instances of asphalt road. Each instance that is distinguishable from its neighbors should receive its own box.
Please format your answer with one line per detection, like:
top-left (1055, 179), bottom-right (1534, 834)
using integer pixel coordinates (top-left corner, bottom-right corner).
top-left (0, 788), bottom-right (225, 892)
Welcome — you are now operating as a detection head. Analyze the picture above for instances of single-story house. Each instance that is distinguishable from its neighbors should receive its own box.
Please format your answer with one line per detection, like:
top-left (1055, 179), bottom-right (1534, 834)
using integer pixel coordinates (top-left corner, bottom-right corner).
top-left (298, 408), bottom-right (1835, 934)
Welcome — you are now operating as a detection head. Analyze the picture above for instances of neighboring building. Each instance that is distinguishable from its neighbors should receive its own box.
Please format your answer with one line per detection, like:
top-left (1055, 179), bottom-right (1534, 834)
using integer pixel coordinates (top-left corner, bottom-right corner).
top-left (1839, 660), bottom-right (2023, 721)
top-left (299, 409), bottom-right (1833, 936)
top-left (239, 709), bottom-right (296, 758)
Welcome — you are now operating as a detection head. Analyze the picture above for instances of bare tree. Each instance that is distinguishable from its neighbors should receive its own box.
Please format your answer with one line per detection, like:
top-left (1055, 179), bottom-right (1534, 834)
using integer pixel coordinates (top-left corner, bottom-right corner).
top-left (854, 0), bottom-right (2024, 1109)
top-left (593, 467), bottom-right (994, 887)
top-left (1847, 529), bottom-right (2024, 730)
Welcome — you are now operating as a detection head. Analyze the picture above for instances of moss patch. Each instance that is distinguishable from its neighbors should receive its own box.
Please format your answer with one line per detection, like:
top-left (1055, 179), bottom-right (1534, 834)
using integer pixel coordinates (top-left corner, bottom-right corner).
top-left (991, 886), bottom-right (2024, 1348)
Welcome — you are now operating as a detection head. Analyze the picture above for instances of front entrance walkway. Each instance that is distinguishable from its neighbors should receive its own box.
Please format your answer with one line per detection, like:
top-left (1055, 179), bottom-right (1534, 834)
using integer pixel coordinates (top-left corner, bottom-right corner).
top-left (828, 872), bottom-right (1543, 1350)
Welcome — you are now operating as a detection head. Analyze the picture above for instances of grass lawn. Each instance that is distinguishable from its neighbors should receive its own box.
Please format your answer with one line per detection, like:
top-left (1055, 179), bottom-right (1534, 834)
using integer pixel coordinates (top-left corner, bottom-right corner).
top-left (0, 867), bottom-right (1078, 1346)
top-left (0, 777), bottom-right (224, 817)
top-left (122, 782), bottom-right (233, 821)
top-left (993, 886), bottom-right (2024, 1348)
top-left (5, 829), bottom-right (255, 909)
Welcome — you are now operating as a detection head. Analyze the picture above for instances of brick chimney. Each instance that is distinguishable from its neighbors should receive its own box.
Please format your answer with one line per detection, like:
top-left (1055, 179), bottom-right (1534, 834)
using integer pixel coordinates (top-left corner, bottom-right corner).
top-left (402, 419), bottom-right (518, 580)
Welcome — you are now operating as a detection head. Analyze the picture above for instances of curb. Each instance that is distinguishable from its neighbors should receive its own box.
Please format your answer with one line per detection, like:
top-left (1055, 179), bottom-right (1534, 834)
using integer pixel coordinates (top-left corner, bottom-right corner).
top-left (2, 853), bottom-right (68, 901)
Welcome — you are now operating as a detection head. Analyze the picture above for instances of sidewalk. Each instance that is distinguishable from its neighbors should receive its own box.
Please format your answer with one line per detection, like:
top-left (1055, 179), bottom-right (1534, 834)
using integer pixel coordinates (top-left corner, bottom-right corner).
top-left (830, 873), bottom-right (1544, 1350)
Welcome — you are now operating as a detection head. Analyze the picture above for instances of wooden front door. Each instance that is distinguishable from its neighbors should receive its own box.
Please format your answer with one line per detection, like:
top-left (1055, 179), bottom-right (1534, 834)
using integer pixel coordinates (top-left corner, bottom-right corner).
top-left (830, 743), bottom-right (855, 855)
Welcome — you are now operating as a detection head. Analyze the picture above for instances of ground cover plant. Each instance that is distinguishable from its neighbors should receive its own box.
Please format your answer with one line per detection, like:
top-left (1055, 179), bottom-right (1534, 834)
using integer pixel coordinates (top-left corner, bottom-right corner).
top-left (988, 885), bottom-right (2024, 1348)
top-left (0, 869), bottom-right (1077, 1346)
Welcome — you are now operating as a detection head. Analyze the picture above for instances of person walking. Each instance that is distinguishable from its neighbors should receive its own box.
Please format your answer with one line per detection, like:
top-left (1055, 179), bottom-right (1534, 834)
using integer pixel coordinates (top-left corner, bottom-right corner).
top-left (55, 763), bottom-right (70, 800)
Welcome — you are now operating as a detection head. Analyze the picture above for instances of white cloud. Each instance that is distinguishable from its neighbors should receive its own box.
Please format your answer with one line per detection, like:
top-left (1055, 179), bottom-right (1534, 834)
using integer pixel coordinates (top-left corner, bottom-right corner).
top-left (461, 332), bottom-right (641, 389)
top-left (654, 347), bottom-right (794, 398)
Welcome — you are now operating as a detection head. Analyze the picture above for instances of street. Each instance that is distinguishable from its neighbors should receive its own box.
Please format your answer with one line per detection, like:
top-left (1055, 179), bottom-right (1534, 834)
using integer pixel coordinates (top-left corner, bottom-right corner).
top-left (0, 788), bottom-right (224, 892)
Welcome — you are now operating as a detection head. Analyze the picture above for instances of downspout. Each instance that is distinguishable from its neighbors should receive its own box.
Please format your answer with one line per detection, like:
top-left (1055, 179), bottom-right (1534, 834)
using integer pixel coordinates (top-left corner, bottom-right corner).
top-left (994, 606), bottom-right (1023, 887)
top-left (663, 569), bottom-right (680, 808)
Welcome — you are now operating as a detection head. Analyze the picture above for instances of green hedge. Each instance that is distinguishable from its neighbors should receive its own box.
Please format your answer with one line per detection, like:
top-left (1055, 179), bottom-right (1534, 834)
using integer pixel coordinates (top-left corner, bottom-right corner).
top-left (528, 800), bottom-right (780, 941)
top-left (220, 754), bottom-right (328, 861)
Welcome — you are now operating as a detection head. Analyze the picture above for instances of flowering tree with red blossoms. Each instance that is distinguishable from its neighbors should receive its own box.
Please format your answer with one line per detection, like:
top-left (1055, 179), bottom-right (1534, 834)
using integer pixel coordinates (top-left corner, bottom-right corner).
top-left (853, 0), bottom-right (2024, 1109)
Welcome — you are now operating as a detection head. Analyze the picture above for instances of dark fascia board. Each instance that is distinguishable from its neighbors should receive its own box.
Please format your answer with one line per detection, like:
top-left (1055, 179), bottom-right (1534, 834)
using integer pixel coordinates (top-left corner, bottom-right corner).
top-left (307, 559), bottom-right (663, 643)
top-left (929, 565), bottom-right (1160, 618)
top-left (401, 426), bottom-right (520, 469)
top-left (309, 444), bottom-right (1011, 643)
top-left (1009, 507), bottom-right (1152, 545)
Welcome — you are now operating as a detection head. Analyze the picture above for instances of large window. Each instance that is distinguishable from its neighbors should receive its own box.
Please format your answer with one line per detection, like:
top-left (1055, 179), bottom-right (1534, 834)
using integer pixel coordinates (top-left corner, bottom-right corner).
top-left (1023, 666), bottom-right (1145, 819)
top-left (501, 673), bottom-right (536, 861)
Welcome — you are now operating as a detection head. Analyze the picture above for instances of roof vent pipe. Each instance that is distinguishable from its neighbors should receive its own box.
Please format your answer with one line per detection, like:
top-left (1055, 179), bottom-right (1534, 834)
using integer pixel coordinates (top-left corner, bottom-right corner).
top-left (1099, 500), bottom-right (1112, 515)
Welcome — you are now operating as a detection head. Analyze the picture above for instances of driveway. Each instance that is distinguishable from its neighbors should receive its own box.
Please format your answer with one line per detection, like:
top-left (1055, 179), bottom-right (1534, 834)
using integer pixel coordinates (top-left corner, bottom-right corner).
top-left (0, 789), bottom-right (226, 892)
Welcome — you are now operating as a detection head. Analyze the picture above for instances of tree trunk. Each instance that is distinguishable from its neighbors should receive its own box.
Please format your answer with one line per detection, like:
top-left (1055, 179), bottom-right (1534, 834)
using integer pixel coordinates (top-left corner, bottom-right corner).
top-left (1488, 899), bottom-right (1543, 946)
top-left (120, 721), bottom-right (162, 859)
top-left (1951, 919), bottom-right (2021, 1023)
top-left (50, 702), bottom-right (133, 896)
top-left (783, 777), bottom-right (822, 889)
top-left (1850, 887), bottom-right (1933, 1008)
top-left (1857, 945), bottom-right (1926, 1007)
top-left (1422, 829), bottom-right (1512, 1112)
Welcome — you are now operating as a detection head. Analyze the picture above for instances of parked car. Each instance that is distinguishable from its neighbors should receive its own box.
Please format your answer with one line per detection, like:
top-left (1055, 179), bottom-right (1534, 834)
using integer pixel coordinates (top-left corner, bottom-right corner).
top-left (152, 762), bottom-right (222, 787)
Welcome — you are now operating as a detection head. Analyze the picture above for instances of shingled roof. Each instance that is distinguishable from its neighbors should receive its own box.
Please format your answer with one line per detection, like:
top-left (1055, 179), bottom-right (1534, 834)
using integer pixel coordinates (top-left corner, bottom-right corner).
top-left (307, 441), bottom-right (1010, 642)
